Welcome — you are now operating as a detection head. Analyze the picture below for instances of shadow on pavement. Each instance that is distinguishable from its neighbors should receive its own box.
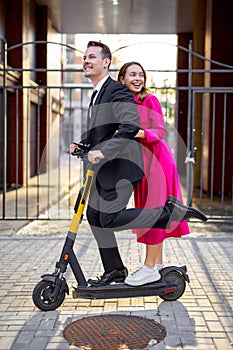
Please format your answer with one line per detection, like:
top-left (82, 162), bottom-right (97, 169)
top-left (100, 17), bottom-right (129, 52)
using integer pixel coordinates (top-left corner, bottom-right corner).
top-left (10, 300), bottom-right (195, 350)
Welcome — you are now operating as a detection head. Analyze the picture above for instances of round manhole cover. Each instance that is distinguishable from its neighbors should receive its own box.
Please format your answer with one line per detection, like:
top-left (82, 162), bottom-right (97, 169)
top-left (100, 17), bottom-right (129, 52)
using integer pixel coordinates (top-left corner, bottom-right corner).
top-left (63, 314), bottom-right (166, 350)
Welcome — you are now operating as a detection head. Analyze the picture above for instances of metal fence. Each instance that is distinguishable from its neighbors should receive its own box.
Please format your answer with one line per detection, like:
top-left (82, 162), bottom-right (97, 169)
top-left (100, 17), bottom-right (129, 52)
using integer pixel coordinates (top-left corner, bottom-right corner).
top-left (0, 40), bottom-right (232, 222)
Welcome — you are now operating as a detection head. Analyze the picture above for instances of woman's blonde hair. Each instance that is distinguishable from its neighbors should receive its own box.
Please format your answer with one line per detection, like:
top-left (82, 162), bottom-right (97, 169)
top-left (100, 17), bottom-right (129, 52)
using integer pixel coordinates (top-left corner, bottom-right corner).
top-left (117, 61), bottom-right (150, 102)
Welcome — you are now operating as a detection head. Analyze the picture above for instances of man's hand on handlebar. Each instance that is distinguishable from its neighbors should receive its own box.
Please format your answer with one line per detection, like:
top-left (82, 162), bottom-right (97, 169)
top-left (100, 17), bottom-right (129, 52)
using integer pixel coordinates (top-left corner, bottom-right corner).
top-left (69, 142), bottom-right (104, 164)
top-left (88, 150), bottom-right (105, 164)
top-left (70, 142), bottom-right (91, 158)
top-left (70, 143), bottom-right (83, 157)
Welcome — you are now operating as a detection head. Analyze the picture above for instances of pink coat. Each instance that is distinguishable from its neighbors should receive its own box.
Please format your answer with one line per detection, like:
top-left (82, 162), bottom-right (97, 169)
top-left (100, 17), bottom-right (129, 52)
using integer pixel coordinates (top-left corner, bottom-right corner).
top-left (133, 93), bottom-right (190, 244)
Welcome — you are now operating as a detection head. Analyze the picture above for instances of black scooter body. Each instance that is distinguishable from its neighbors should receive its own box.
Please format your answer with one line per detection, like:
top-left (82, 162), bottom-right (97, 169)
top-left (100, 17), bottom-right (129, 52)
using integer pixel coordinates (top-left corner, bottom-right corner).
top-left (73, 265), bottom-right (189, 300)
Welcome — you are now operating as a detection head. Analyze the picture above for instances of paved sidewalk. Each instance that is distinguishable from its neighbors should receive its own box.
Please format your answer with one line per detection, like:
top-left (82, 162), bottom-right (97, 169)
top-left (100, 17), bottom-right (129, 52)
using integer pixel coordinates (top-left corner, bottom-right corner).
top-left (0, 219), bottom-right (232, 350)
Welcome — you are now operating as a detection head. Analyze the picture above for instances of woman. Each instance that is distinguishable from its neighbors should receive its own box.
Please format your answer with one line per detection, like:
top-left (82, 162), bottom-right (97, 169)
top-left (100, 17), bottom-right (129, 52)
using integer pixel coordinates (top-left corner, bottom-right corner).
top-left (118, 62), bottom-right (190, 286)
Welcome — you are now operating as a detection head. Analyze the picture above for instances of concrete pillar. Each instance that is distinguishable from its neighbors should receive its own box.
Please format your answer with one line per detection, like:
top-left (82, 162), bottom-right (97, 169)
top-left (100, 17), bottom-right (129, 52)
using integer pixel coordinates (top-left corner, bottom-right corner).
top-left (202, 0), bottom-right (233, 193)
top-left (192, 0), bottom-right (206, 188)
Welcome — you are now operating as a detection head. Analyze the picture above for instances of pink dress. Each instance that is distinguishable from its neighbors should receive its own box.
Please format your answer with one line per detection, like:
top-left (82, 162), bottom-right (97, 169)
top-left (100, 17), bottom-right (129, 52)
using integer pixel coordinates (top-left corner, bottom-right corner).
top-left (133, 94), bottom-right (190, 244)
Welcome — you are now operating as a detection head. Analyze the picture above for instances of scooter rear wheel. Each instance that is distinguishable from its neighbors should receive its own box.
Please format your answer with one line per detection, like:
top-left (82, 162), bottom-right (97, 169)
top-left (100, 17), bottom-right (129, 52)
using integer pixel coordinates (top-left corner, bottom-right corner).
top-left (32, 280), bottom-right (66, 311)
top-left (160, 270), bottom-right (186, 301)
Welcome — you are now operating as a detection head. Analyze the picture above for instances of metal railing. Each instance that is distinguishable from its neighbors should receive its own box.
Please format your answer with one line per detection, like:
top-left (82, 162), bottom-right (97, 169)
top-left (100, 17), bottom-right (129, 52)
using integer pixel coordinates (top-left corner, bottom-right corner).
top-left (0, 40), bottom-right (232, 222)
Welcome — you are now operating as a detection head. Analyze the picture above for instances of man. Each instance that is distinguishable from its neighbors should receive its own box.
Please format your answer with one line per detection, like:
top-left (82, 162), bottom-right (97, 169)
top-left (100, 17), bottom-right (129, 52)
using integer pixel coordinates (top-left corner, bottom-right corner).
top-left (70, 41), bottom-right (207, 286)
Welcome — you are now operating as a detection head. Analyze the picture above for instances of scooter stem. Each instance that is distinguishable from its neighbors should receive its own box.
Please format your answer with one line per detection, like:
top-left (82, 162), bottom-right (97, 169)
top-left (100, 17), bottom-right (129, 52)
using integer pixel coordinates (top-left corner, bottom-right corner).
top-left (69, 168), bottom-right (95, 234)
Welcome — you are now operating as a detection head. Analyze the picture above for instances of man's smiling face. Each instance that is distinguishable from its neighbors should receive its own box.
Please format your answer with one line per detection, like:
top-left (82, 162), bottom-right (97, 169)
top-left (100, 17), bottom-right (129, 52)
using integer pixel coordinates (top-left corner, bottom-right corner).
top-left (83, 46), bottom-right (110, 85)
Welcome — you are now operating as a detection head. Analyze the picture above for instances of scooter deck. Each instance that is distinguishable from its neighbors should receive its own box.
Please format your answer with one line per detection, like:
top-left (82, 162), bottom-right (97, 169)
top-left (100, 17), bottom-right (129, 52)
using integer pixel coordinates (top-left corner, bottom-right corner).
top-left (73, 280), bottom-right (176, 299)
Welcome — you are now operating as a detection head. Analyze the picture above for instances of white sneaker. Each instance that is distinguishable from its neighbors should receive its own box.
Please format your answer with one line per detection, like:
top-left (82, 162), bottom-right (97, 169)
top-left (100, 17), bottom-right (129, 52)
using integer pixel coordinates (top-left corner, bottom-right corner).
top-left (154, 264), bottom-right (164, 271)
top-left (124, 265), bottom-right (161, 286)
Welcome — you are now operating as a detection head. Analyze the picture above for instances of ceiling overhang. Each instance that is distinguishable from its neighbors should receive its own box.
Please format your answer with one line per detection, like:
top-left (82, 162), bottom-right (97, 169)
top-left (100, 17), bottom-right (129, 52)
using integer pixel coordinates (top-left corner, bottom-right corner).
top-left (38, 0), bottom-right (193, 34)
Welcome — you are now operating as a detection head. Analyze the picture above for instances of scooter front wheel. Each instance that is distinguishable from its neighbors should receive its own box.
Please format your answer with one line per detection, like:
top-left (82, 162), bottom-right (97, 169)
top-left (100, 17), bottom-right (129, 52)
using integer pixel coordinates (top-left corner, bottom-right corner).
top-left (32, 280), bottom-right (66, 311)
top-left (160, 271), bottom-right (186, 301)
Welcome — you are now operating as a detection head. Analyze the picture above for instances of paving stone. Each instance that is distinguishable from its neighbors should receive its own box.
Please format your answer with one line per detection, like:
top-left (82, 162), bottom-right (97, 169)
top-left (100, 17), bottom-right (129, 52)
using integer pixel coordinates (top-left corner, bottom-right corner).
top-left (206, 320), bottom-right (225, 332)
top-left (213, 338), bottom-right (233, 350)
top-left (28, 336), bottom-right (49, 350)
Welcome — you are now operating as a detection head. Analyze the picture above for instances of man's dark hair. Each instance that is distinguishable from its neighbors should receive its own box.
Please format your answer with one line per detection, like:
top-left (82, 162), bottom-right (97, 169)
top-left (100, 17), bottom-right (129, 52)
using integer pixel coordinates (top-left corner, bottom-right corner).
top-left (87, 41), bottom-right (112, 63)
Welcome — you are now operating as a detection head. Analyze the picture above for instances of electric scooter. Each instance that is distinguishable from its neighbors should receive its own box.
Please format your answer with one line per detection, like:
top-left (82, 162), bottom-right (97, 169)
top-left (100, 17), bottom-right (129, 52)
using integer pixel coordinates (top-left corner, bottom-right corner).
top-left (32, 144), bottom-right (190, 311)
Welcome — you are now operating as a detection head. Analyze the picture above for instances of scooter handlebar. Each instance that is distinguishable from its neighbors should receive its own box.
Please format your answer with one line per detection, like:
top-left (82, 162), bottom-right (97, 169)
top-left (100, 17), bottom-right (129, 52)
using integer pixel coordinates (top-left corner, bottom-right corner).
top-left (71, 142), bottom-right (90, 158)
top-left (71, 142), bottom-right (100, 163)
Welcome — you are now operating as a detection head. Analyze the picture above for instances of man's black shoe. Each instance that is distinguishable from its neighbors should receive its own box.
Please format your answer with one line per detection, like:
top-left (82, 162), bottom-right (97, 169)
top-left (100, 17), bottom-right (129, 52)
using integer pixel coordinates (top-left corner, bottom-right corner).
top-left (165, 196), bottom-right (208, 223)
top-left (88, 268), bottom-right (128, 286)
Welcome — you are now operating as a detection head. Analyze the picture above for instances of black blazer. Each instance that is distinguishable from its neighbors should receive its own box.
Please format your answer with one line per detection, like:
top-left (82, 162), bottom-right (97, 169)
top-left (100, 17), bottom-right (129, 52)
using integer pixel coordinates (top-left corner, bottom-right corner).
top-left (82, 76), bottom-right (144, 190)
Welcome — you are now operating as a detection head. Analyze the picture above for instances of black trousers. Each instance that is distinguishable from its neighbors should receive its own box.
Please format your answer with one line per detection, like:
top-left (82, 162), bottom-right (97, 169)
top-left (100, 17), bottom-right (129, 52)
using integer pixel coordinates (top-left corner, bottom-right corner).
top-left (86, 178), bottom-right (168, 272)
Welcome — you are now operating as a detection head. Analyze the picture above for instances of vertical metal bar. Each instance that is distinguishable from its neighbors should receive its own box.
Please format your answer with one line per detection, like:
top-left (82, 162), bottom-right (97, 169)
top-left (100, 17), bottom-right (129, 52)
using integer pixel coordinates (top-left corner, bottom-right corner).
top-left (1, 39), bottom-right (7, 218)
top-left (164, 86), bottom-right (168, 124)
top-left (221, 93), bottom-right (227, 216)
top-left (68, 87), bottom-right (72, 217)
top-left (58, 87), bottom-right (61, 219)
top-left (191, 90), bottom-right (195, 201)
top-left (199, 93), bottom-right (205, 211)
top-left (174, 89), bottom-right (179, 163)
top-left (67, 98), bottom-right (71, 217)
top-left (57, 87), bottom-right (62, 219)
top-left (47, 88), bottom-right (51, 219)
top-left (186, 40), bottom-right (193, 205)
top-left (26, 89), bottom-right (30, 219)
top-left (81, 88), bottom-right (86, 179)
top-left (210, 93), bottom-right (216, 216)
top-left (61, 36), bottom-right (66, 219)
top-left (37, 88), bottom-right (41, 218)
top-left (15, 89), bottom-right (19, 218)
top-left (64, 87), bottom-right (72, 218)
